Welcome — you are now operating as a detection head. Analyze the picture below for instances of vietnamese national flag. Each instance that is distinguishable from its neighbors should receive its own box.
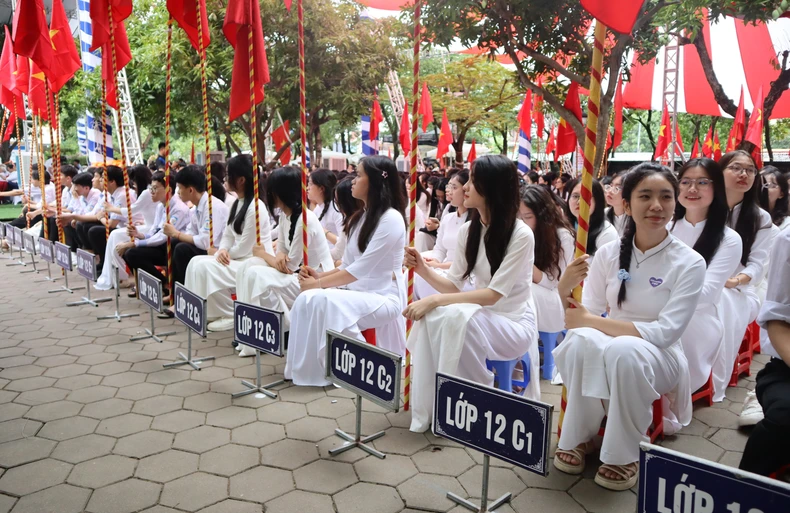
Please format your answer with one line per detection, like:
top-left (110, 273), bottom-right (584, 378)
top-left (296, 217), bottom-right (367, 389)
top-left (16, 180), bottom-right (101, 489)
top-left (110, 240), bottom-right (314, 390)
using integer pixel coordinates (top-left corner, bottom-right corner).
top-left (101, 21), bottom-right (133, 110)
top-left (224, 0), bottom-right (270, 122)
top-left (48, 0), bottom-right (82, 93)
top-left (436, 109), bottom-right (453, 161)
top-left (399, 103), bottom-right (411, 155)
top-left (690, 138), bottom-right (700, 159)
top-left (271, 120), bottom-right (292, 165)
top-left (468, 139), bottom-right (477, 164)
top-left (702, 125), bottom-right (714, 158)
top-left (713, 132), bottom-right (722, 161)
top-left (726, 87), bottom-right (746, 153)
top-left (4, 114), bottom-right (16, 142)
top-left (556, 82), bottom-right (582, 157)
top-left (534, 92), bottom-right (544, 142)
top-left (29, 61), bottom-right (56, 127)
top-left (89, 0), bottom-right (133, 52)
top-left (12, 0), bottom-right (54, 76)
top-left (370, 97), bottom-right (383, 142)
top-left (546, 127), bottom-right (557, 162)
top-left (581, 0), bottom-right (643, 34)
top-left (612, 77), bottom-right (624, 151)
top-left (15, 56), bottom-right (30, 96)
top-left (745, 86), bottom-right (765, 168)
top-left (283, 0), bottom-right (293, 10)
top-left (167, 0), bottom-right (211, 53)
top-left (418, 82), bottom-right (434, 132)
top-left (674, 123), bottom-right (684, 154)
top-left (517, 90), bottom-right (532, 137)
top-left (0, 27), bottom-right (24, 120)
top-left (653, 102), bottom-right (670, 160)
top-left (191, 140), bottom-right (196, 163)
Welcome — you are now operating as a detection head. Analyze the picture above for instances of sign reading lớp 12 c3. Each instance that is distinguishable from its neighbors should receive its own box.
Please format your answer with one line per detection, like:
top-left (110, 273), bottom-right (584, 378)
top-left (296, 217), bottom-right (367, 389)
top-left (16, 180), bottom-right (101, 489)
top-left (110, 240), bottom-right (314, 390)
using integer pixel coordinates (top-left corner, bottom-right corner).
top-left (137, 269), bottom-right (164, 313)
top-left (174, 282), bottom-right (206, 337)
top-left (233, 301), bottom-right (284, 357)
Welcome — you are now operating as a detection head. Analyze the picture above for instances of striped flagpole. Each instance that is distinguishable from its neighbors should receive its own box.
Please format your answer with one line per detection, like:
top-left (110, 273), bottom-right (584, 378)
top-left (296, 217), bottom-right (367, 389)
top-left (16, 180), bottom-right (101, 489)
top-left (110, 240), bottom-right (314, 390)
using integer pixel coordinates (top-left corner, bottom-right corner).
top-left (298, 0), bottom-right (308, 266)
top-left (45, 81), bottom-right (64, 243)
top-left (559, 20), bottom-right (607, 438)
top-left (197, 0), bottom-right (216, 248)
top-left (32, 115), bottom-right (47, 238)
top-left (101, 84), bottom-right (110, 241)
top-left (247, 29), bottom-right (260, 245)
top-left (164, 18), bottom-right (174, 304)
top-left (54, 93), bottom-right (65, 243)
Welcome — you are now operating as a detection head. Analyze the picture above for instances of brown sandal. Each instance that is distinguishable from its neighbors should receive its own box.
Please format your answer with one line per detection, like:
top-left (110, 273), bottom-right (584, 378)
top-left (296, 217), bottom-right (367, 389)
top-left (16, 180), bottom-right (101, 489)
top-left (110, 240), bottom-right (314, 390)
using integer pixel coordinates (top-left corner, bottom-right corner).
top-left (594, 462), bottom-right (639, 491)
top-left (553, 441), bottom-right (596, 475)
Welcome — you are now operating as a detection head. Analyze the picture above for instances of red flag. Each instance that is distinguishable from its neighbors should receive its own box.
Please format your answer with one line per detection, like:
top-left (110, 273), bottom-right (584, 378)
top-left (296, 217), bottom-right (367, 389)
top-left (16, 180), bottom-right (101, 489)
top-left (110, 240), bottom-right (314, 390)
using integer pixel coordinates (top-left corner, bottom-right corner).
top-left (605, 129), bottom-right (613, 150)
top-left (48, 0), bottom-right (82, 93)
top-left (4, 114), bottom-right (16, 142)
top-left (191, 140), bottom-right (196, 163)
top-left (690, 138), bottom-right (700, 159)
top-left (224, 0), bottom-right (270, 122)
top-left (370, 97), bottom-right (383, 142)
top-left (15, 56), bottom-right (29, 96)
top-left (468, 139), bottom-right (477, 164)
top-left (713, 132), bottom-right (722, 161)
top-left (534, 92), bottom-right (544, 142)
top-left (100, 21), bottom-right (133, 110)
top-left (653, 102), bottom-right (670, 160)
top-left (436, 109), bottom-right (453, 161)
top-left (556, 82), bottom-right (582, 156)
top-left (675, 123), bottom-right (684, 153)
top-left (167, 0), bottom-right (211, 53)
top-left (12, 0), bottom-right (53, 75)
top-left (89, 0), bottom-right (133, 52)
top-left (418, 82), bottom-right (434, 132)
top-left (0, 27), bottom-right (17, 94)
top-left (581, 0), bottom-right (643, 34)
top-left (546, 127), bottom-right (556, 162)
top-left (517, 90), bottom-right (532, 136)
top-left (612, 77), bottom-right (624, 151)
top-left (271, 120), bottom-right (292, 165)
top-left (702, 125), bottom-right (714, 158)
top-left (283, 0), bottom-right (293, 10)
top-left (399, 104), bottom-right (411, 155)
top-left (745, 86), bottom-right (765, 168)
top-left (28, 61), bottom-right (56, 127)
top-left (726, 87), bottom-right (746, 153)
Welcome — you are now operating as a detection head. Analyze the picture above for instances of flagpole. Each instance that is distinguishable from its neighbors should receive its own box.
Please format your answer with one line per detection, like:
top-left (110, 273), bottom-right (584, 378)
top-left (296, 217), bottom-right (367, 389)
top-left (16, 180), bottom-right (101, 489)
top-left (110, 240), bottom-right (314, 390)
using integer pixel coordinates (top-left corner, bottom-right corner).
top-left (101, 82), bottom-right (110, 241)
top-left (45, 81), bottom-right (63, 243)
top-left (54, 92), bottom-right (64, 242)
top-left (196, 0), bottom-right (216, 248)
top-left (298, 0), bottom-right (308, 267)
top-left (164, 18), bottom-right (174, 304)
top-left (0, 110), bottom-right (8, 143)
top-left (246, 28), bottom-right (261, 246)
top-left (11, 97), bottom-right (26, 231)
top-left (32, 114), bottom-right (48, 240)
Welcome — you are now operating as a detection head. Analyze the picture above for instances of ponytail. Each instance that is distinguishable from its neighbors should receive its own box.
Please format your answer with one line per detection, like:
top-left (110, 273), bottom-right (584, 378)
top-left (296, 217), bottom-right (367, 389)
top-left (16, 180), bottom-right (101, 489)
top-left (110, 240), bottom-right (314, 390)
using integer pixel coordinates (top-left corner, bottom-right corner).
top-left (288, 207), bottom-right (301, 244)
top-left (617, 217), bottom-right (636, 308)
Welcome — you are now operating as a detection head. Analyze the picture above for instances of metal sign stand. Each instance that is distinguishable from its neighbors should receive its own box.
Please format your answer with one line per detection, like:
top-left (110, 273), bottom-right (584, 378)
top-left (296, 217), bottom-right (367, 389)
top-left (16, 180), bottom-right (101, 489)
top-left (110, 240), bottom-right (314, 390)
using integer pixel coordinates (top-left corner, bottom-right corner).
top-left (232, 350), bottom-right (284, 399)
top-left (330, 395), bottom-right (386, 459)
top-left (50, 269), bottom-right (83, 294)
top-left (6, 241), bottom-right (26, 268)
top-left (163, 329), bottom-right (214, 371)
top-left (131, 307), bottom-right (176, 343)
top-left (18, 249), bottom-right (37, 274)
top-left (67, 278), bottom-right (112, 307)
top-left (98, 267), bottom-right (139, 321)
top-left (35, 259), bottom-right (58, 283)
top-left (448, 455), bottom-right (511, 513)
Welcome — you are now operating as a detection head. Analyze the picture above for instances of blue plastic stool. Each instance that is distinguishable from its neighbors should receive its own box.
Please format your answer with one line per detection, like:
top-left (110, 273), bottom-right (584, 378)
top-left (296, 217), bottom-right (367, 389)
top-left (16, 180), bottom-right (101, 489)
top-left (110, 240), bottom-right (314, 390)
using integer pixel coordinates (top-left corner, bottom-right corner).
top-left (486, 353), bottom-right (531, 395)
top-left (538, 331), bottom-right (565, 380)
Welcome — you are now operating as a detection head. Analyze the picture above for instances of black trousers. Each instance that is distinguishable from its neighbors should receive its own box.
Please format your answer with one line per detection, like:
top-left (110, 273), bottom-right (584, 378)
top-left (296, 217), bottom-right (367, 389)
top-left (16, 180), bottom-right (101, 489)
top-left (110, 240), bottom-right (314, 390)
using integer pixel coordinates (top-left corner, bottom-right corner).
top-left (63, 224), bottom-right (78, 252)
top-left (40, 217), bottom-right (60, 242)
top-left (10, 209), bottom-right (39, 228)
top-left (170, 240), bottom-right (206, 289)
top-left (76, 221), bottom-right (102, 250)
top-left (87, 225), bottom-right (109, 271)
top-left (739, 358), bottom-right (790, 476)
top-left (123, 245), bottom-right (168, 292)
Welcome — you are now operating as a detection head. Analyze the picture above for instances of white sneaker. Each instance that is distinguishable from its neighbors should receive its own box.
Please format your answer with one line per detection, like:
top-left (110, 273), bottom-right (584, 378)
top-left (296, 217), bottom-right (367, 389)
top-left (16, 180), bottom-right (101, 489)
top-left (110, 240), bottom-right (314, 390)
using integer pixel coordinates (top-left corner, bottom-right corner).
top-left (238, 345), bottom-right (257, 357)
top-left (739, 390), bottom-right (764, 427)
top-left (207, 317), bottom-right (234, 332)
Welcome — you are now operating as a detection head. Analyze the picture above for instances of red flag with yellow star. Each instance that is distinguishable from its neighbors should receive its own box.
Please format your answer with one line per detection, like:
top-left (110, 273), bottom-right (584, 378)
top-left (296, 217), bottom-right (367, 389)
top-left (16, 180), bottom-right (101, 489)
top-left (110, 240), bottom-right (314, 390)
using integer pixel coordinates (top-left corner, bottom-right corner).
top-left (726, 87), bottom-right (746, 153)
top-left (48, 0), bottom-right (82, 93)
top-left (653, 102), bottom-right (670, 160)
top-left (468, 139), bottom-right (477, 164)
top-left (546, 126), bottom-right (557, 162)
top-left (101, 20), bottom-right (133, 110)
top-left (28, 61), bottom-right (56, 127)
top-left (436, 108), bottom-right (453, 161)
top-left (0, 27), bottom-right (24, 121)
top-left (12, 0), bottom-right (53, 76)
top-left (418, 82), bottom-right (434, 132)
top-left (556, 82), bottom-right (581, 157)
top-left (745, 86), bottom-right (765, 167)
top-left (702, 124), bottom-right (714, 158)
top-left (14, 56), bottom-right (29, 96)
top-left (167, 0), bottom-right (211, 53)
top-left (224, 0), bottom-right (270, 122)
top-left (690, 138), bottom-right (700, 159)
top-left (713, 132), bottom-right (722, 160)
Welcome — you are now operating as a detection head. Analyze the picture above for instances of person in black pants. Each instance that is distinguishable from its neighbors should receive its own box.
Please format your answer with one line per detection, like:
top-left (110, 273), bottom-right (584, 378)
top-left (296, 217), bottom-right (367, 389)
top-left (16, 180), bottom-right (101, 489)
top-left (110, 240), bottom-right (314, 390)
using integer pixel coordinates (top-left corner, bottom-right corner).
top-left (739, 229), bottom-right (790, 478)
top-left (86, 165), bottom-right (129, 272)
top-left (8, 168), bottom-right (52, 229)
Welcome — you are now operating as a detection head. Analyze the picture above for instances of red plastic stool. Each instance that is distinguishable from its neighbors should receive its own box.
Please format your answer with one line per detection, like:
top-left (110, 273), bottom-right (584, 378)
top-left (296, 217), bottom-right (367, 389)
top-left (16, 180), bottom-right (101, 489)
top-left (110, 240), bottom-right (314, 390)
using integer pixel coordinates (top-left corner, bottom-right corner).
top-left (730, 327), bottom-right (754, 387)
top-left (560, 396), bottom-right (664, 443)
top-left (691, 373), bottom-right (714, 407)
top-left (749, 321), bottom-right (761, 354)
top-left (362, 329), bottom-right (376, 346)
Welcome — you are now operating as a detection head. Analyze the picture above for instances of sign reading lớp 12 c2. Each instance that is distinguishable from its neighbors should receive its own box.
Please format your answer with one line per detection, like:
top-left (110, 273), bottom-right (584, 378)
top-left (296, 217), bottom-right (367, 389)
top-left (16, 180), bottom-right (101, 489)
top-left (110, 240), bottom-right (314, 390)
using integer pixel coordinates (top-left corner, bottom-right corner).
top-left (75, 248), bottom-right (96, 281)
top-left (174, 282), bottom-right (206, 337)
top-left (638, 442), bottom-right (790, 513)
top-left (233, 301), bottom-right (284, 357)
top-left (137, 269), bottom-right (163, 313)
top-left (38, 238), bottom-right (54, 263)
top-left (325, 330), bottom-right (401, 412)
top-left (54, 242), bottom-right (72, 271)
top-left (434, 373), bottom-right (553, 477)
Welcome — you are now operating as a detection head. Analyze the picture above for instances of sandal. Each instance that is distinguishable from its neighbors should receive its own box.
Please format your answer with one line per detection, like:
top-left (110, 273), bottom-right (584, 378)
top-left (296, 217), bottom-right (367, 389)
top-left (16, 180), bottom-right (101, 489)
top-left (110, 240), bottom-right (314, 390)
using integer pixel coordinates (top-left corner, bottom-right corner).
top-left (594, 462), bottom-right (639, 491)
top-left (553, 441), bottom-right (596, 475)
top-left (127, 287), bottom-right (137, 298)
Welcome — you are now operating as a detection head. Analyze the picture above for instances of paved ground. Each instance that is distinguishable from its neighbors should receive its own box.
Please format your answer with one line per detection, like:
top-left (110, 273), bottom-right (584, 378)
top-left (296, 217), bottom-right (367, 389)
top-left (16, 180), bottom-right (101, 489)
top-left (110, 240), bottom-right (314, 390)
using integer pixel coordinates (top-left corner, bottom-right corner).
top-left (0, 255), bottom-right (762, 513)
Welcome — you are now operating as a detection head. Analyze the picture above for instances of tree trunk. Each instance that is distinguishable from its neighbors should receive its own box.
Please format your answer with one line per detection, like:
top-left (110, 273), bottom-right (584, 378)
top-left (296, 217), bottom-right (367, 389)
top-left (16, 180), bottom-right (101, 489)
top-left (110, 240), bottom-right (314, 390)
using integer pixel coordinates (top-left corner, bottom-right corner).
top-left (213, 117), bottom-right (223, 152)
top-left (340, 131), bottom-right (347, 154)
top-left (314, 129), bottom-right (323, 166)
top-left (765, 121), bottom-right (773, 163)
top-left (500, 128), bottom-right (508, 155)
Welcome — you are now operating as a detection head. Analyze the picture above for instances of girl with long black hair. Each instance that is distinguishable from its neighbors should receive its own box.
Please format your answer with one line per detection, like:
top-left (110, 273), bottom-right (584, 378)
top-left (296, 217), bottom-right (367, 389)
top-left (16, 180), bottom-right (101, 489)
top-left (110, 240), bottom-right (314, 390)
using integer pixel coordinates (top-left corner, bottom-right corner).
top-left (604, 170), bottom-right (630, 236)
top-left (669, 158), bottom-right (742, 398)
top-left (330, 177), bottom-right (362, 265)
top-left (186, 155), bottom-right (274, 330)
top-left (760, 166), bottom-right (789, 231)
top-left (415, 178), bottom-right (448, 252)
top-left (285, 156), bottom-right (408, 386)
top-left (307, 168), bottom-right (343, 250)
top-left (404, 155), bottom-right (539, 433)
top-left (553, 163), bottom-right (705, 491)
top-left (713, 151), bottom-right (775, 402)
top-left (232, 167), bottom-right (334, 354)
top-left (565, 177), bottom-right (618, 261)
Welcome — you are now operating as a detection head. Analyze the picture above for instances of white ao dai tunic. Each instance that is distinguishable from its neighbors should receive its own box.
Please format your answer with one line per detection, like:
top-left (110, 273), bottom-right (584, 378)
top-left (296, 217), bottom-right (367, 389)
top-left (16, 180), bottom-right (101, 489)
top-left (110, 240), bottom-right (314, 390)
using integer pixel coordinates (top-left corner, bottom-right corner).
top-left (532, 228), bottom-right (575, 334)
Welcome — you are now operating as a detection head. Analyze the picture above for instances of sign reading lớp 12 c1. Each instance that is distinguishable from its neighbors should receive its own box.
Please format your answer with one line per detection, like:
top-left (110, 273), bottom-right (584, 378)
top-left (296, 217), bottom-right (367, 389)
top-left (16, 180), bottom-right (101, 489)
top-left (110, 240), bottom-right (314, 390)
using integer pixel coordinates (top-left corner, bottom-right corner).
top-left (638, 442), bottom-right (790, 513)
top-left (434, 373), bottom-right (553, 477)
top-left (174, 282), bottom-right (206, 337)
top-left (325, 330), bottom-right (401, 412)
top-left (137, 269), bottom-right (163, 313)
top-left (233, 301), bottom-right (284, 357)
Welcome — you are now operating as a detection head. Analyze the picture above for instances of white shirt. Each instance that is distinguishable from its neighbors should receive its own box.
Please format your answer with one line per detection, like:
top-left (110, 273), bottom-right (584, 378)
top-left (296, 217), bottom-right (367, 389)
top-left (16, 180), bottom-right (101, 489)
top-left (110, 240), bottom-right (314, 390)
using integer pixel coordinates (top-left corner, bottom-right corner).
top-left (136, 197), bottom-right (190, 248)
top-left (60, 186), bottom-right (74, 211)
top-left (606, 208), bottom-right (629, 237)
top-left (340, 209), bottom-right (406, 296)
top-left (728, 203), bottom-right (775, 283)
top-left (670, 218), bottom-right (742, 307)
top-left (593, 221), bottom-right (619, 254)
top-left (583, 235), bottom-right (706, 349)
top-left (186, 193), bottom-right (231, 250)
top-left (74, 188), bottom-right (103, 216)
top-left (219, 198), bottom-right (273, 259)
top-left (315, 202), bottom-right (344, 241)
top-left (424, 205), bottom-right (468, 263)
top-left (537, 228), bottom-right (575, 291)
top-left (277, 209), bottom-right (334, 272)
top-left (446, 219), bottom-right (535, 322)
top-left (30, 183), bottom-right (56, 208)
top-left (120, 189), bottom-right (157, 227)
top-left (108, 187), bottom-right (138, 228)
top-left (331, 231), bottom-right (347, 262)
top-left (757, 227), bottom-right (790, 359)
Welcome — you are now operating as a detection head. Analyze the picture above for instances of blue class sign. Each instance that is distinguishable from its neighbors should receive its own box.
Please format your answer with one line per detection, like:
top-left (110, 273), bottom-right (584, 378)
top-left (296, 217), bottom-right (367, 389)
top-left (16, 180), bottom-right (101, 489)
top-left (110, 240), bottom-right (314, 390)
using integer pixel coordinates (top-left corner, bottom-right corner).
top-left (23, 233), bottom-right (35, 255)
top-left (233, 301), bottom-right (284, 357)
top-left (434, 373), bottom-right (553, 476)
top-left (55, 242), bottom-right (72, 271)
top-left (325, 330), bottom-right (402, 412)
top-left (174, 282), bottom-right (206, 337)
top-left (13, 227), bottom-right (22, 248)
top-left (638, 443), bottom-right (790, 513)
top-left (76, 248), bottom-right (96, 281)
top-left (137, 269), bottom-right (163, 313)
top-left (5, 224), bottom-right (15, 246)
top-left (38, 238), bottom-right (54, 263)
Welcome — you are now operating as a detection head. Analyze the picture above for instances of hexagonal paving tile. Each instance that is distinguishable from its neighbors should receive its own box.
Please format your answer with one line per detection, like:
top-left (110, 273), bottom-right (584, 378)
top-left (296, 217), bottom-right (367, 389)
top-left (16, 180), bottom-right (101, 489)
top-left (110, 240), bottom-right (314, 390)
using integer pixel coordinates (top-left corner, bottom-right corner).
top-left (305, 397), bottom-right (356, 419)
top-left (25, 400), bottom-right (84, 422)
top-left (86, 478), bottom-right (162, 513)
top-left (293, 460), bottom-right (357, 494)
top-left (132, 395), bottom-right (184, 416)
top-left (51, 434), bottom-right (117, 464)
top-left (4, 376), bottom-right (56, 392)
top-left (197, 499), bottom-right (263, 513)
top-left (457, 466), bottom-right (526, 500)
top-left (184, 392), bottom-right (232, 413)
top-left (0, 403), bottom-right (29, 422)
top-left (146, 369), bottom-right (191, 385)
top-left (199, 444), bottom-right (259, 477)
top-left (80, 398), bottom-right (134, 420)
top-left (102, 371), bottom-right (147, 388)
top-left (89, 361), bottom-right (133, 377)
top-left (354, 454), bottom-right (418, 486)
top-left (115, 383), bottom-right (164, 401)
top-left (257, 401), bottom-right (307, 424)
top-left (7, 483), bottom-right (91, 513)
top-left (277, 386), bottom-right (326, 404)
top-left (54, 374), bottom-right (103, 391)
top-left (337, 411), bottom-right (391, 437)
top-left (65, 386), bottom-right (118, 404)
top-left (412, 447), bottom-right (476, 477)
top-left (206, 406), bottom-right (256, 429)
top-left (95, 413), bottom-right (152, 438)
top-left (135, 450), bottom-right (199, 483)
top-left (67, 455), bottom-right (136, 488)
top-left (0, 459), bottom-right (72, 495)
top-left (660, 434), bottom-right (725, 462)
top-left (43, 364), bottom-right (91, 379)
top-left (0, 419), bottom-right (43, 444)
top-left (511, 488), bottom-right (586, 513)
top-left (38, 416), bottom-right (98, 441)
top-left (160, 472), bottom-right (229, 512)
top-left (190, 366), bottom-right (234, 383)
top-left (568, 478), bottom-right (637, 513)
top-left (163, 380), bottom-right (210, 397)
top-left (151, 410), bottom-right (206, 433)
top-left (173, 426), bottom-right (230, 453)
top-left (284, 417), bottom-right (336, 443)
top-left (229, 466), bottom-right (294, 504)
top-left (231, 422), bottom-right (286, 448)
top-left (14, 388), bottom-right (69, 406)
top-left (259, 439), bottom-right (319, 470)
top-left (265, 490), bottom-right (333, 513)
top-left (334, 482), bottom-right (403, 513)
top-left (114, 430), bottom-right (174, 458)
top-left (397, 474), bottom-right (467, 512)
top-left (371, 428), bottom-right (429, 456)
top-left (0, 437), bottom-right (56, 468)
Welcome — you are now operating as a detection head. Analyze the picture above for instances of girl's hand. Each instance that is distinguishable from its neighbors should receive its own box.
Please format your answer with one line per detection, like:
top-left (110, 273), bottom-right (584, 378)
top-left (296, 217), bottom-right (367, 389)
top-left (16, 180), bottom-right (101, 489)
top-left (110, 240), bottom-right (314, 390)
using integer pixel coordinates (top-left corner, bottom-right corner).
top-left (274, 253), bottom-right (290, 274)
top-left (298, 274), bottom-right (319, 291)
top-left (564, 298), bottom-right (593, 330)
top-left (725, 277), bottom-right (740, 289)
top-left (402, 296), bottom-right (438, 321)
top-left (299, 265), bottom-right (319, 280)
top-left (558, 255), bottom-right (589, 298)
top-left (215, 248), bottom-right (230, 266)
top-left (403, 247), bottom-right (427, 274)
top-left (425, 217), bottom-right (440, 231)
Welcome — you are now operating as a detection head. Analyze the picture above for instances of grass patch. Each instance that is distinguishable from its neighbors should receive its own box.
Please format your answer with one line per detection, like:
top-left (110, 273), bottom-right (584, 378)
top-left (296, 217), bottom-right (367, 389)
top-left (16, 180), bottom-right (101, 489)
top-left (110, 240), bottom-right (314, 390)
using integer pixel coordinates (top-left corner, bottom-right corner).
top-left (0, 204), bottom-right (22, 222)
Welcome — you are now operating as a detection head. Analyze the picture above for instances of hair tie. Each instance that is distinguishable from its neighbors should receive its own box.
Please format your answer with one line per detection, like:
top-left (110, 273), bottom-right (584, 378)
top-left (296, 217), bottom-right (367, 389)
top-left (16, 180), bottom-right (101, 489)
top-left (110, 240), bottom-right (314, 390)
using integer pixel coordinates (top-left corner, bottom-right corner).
top-left (617, 269), bottom-right (631, 282)
top-left (381, 171), bottom-right (388, 179)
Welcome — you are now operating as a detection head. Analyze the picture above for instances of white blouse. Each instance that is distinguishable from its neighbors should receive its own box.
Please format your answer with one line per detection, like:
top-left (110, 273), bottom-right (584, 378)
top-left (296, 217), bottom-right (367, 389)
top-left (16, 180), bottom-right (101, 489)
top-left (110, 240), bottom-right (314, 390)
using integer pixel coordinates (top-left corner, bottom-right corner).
top-left (187, 192), bottom-right (231, 250)
top-left (536, 228), bottom-right (575, 291)
top-left (331, 231), bottom-right (347, 262)
top-left (108, 187), bottom-right (138, 228)
top-left (276, 209), bottom-right (334, 272)
top-left (728, 203), bottom-right (774, 283)
top-left (340, 209), bottom-right (406, 296)
top-left (219, 198), bottom-right (274, 259)
top-left (583, 235), bottom-right (706, 349)
top-left (446, 220), bottom-right (535, 321)
top-left (605, 208), bottom-right (629, 237)
top-left (315, 202), bottom-right (344, 240)
top-left (670, 218), bottom-right (742, 306)
top-left (757, 227), bottom-right (790, 360)
top-left (593, 221), bottom-right (619, 253)
top-left (119, 188), bottom-right (157, 227)
top-left (425, 204), bottom-right (468, 263)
